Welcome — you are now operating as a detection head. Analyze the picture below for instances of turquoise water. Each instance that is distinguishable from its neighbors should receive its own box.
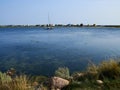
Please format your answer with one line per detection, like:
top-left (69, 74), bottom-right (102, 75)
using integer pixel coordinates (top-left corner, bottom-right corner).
top-left (0, 27), bottom-right (120, 76)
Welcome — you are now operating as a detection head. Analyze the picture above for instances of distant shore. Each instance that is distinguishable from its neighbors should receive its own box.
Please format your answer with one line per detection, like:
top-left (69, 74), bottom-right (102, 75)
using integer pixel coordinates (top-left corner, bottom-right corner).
top-left (0, 24), bottom-right (120, 28)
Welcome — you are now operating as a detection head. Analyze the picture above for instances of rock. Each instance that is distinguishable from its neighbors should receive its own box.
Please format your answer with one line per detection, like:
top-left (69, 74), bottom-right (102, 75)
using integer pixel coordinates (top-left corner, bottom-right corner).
top-left (51, 76), bottom-right (69, 90)
top-left (96, 80), bottom-right (103, 85)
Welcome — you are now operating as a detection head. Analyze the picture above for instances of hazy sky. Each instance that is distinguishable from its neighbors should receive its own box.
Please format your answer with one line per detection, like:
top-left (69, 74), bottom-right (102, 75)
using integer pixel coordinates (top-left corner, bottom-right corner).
top-left (0, 0), bottom-right (120, 25)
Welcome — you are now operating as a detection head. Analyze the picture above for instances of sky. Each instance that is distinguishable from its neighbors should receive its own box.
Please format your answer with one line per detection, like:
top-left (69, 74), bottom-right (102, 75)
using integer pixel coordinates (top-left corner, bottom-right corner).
top-left (0, 0), bottom-right (120, 25)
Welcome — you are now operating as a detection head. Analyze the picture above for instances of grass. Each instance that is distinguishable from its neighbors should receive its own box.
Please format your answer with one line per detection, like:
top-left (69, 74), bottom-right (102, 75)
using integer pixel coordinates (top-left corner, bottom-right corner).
top-left (0, 72), bottom-right (12, 84)
top-left (67, 59), bottom-right (120, 90)
top-left (0, 72), bottom-right (32, 90)
top-left (1, 59), bottom-right (120, 90)
top-left (0, 72), bottom-right (49, 90)
top-left (98, 60), bottom-right (120, 79)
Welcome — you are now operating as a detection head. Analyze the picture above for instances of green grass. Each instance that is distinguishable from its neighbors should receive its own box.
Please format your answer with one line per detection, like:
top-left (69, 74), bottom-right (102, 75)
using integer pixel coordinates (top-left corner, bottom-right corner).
top-left (1, 59), bottom-right (120, 90)
top-left (68, 59), bottom-right (120, 90)
top-left (0, 72), bottom-right (32, 90)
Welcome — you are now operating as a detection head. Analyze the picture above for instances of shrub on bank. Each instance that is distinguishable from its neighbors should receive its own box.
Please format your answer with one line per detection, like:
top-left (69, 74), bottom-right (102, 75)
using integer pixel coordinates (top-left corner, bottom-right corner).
top-left (69, 60), bottom-right (120, 90)
top-left (55, 67), bottom-right (70, 79)
top-left (98, 60), bottom-right (120, 79)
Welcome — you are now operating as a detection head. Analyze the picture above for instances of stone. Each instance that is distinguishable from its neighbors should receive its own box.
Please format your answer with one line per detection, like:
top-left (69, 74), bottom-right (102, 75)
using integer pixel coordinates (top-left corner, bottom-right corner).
top-left (51, 76), bottom-right (69, 89)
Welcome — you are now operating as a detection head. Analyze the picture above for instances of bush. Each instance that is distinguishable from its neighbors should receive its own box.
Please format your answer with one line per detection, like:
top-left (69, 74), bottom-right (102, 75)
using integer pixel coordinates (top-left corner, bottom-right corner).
top-left (30, 75), bottom-right (48, 83)
top-left (98, 60), bottom-right (120, 79)
top-left (71, 60), bottom-right (120, 90)
top-left (55, 67), bottom-right (70, 79)
top-left (87, 60), bottom-right (120, 80)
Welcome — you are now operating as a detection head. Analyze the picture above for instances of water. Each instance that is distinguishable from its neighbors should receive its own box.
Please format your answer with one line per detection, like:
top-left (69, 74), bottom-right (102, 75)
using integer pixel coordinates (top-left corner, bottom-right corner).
top-left (0, 27), bottom-right (120, 76)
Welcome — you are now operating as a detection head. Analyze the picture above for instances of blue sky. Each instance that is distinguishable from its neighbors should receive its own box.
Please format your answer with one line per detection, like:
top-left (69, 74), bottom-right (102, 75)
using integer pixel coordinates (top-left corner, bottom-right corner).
top-left (0, 0), bottom-right (120, 25)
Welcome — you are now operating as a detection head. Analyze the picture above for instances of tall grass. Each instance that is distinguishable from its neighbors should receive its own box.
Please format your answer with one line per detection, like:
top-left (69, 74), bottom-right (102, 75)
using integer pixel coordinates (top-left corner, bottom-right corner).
top-left (0, 72), bottom-right (12, 84)
top-left (0, 72), bottom-right (32, 90)
top-left (66, 60), bottom-right (120, 90)
top-left (86, 59), bottom-right (120, 89)
top-left (8, 75), bottom-right (31, 90)
top-left (87, 60), bottom-right (120, 79)
top-left (0, 72), bottom-right (12, 90)
top-left (1, 59), bottom-right (120, 90)
top-left (98, 60), bottom-right (120, 79)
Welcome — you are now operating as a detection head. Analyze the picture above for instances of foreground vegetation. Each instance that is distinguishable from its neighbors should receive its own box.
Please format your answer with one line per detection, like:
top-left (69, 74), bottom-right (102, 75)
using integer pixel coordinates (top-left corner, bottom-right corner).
top-left (65, 60), bottom-right (120, 90)
top-left (1, 60), bottom-right (120, 90)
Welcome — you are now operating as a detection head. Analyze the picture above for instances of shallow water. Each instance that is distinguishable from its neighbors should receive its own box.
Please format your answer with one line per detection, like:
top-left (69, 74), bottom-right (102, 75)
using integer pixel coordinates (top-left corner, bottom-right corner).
top-left (0, 27), bottom-right (120, 76)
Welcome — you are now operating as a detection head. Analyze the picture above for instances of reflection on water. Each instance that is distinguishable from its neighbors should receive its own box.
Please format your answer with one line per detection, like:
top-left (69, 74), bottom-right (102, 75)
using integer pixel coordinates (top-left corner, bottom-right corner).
top-left (0, 27), bottom-right (120, 76)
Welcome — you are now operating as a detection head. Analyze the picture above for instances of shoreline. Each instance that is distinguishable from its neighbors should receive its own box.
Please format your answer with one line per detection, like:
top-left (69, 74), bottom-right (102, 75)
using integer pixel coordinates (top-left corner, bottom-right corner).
top-left (0, 25), bottom-right (120, 28)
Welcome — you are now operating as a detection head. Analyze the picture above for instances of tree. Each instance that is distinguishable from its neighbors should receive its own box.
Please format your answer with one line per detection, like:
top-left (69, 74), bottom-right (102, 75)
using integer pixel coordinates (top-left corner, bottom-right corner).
top-left (80, 23), bottom-right (83, 27)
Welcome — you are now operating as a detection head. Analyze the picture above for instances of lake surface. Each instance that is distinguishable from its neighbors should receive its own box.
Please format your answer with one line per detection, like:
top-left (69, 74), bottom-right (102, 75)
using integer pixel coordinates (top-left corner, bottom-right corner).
top-left (0, 27), bottom-right (120, 76)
